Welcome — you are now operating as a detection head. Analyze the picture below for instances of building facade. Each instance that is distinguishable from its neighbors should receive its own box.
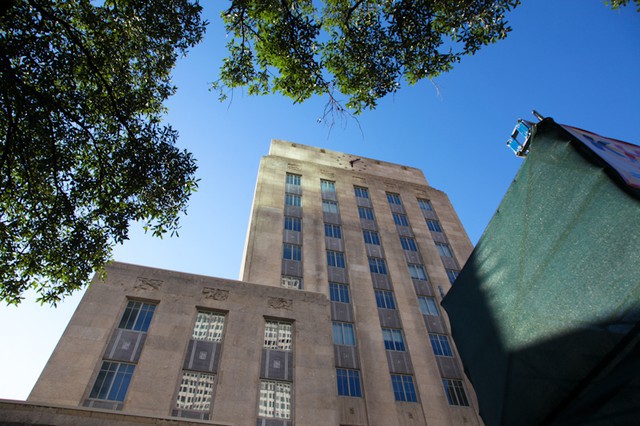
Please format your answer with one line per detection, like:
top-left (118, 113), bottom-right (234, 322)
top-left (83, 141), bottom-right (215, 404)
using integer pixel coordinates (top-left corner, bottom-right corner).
top-left (20, 140), bottom-right (481, 426)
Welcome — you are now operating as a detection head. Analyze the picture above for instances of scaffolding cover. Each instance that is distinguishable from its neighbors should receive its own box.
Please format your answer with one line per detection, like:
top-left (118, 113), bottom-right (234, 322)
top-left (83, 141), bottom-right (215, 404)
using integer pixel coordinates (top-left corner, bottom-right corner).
top-left (442, 119), bottom-right (640, 425)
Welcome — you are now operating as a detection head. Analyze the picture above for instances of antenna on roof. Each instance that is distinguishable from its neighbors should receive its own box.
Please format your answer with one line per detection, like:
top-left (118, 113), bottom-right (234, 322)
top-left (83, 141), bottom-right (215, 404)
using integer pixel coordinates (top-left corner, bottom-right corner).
top-left (532, 110), bottom-right (545, 121)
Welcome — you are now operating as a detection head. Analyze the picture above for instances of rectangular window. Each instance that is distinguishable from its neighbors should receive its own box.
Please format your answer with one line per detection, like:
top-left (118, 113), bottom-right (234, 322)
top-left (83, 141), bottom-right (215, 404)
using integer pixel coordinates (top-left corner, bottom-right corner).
top-left (118, 301), bottom-right (156, 332)
top-left (429, 334), bottom-right (453, 357)
top-left (322, 200), bottom-right (339, 214)
top-left (400, 237), bottom-right (418, 251)
top-left (89, 361), bottom-right (135, 402)
top-left (417, 198), bottom-right (433, 211)
top-left (329, 283), bottom-right (350, 303)
top-left (321, 179), bottom-right (336, 192)
top-left (443, 379), bottom-right (470, 406)
top-left (336, 368), bottom-right (362, 397)
top-left (446, 270), bottom-right (460, 284)
top-left (332, 322), bottom-right (356, 346)
top-left (392, 213), bottom-right (409, 226)
top-left (284, 216), bottom-right (301, 232)
top-left (391, 374), bottom-right (418, 402)
top-left (382, 328), bottom-right (406, 351)
top-left (368, 257), bottom-right (388, 275)
top-left (354, 186), bottom-right (369, 199)
top-left (418, 296), bottom-right (439, 316)
top-left (286, 173), bottom-right (301, 186)
top-left (327, 250), bottom-right (346, 268)
top-left (324, 223), bottom-right (342, 239)
top-left (283, 243), bottom-right (302, 261)
top-left (435, 243), bottom-right (453, 257)
top-left (408, 264), bottom-right (428, 281)
top-left (363, 230), bottom-right (380, 245)
top-left (374, 290), bottom-right (396, 310)
top-left (426, 219), bottom-right (442, 232)
top-left (259, 380), bottom-right (292, 419)
top-left (386, 193), bottom-right (402, 205)
top-left (281, 275), bottom-right (302, 289)
top-left (264, 321), bottom-right (292, 351)
top-left (175, 371), bottom-right (215, 412)
top-left (192, 312), bottom-right (225, 342)
top-left (285, 193), bottom-right (301, 207)
top-left (358, 206), bottom-right (375, 220)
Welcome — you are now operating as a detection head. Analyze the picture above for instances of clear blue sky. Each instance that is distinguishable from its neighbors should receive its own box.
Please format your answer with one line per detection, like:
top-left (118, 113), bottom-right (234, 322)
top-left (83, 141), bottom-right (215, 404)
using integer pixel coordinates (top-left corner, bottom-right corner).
top-left (1, 0), bottom-right (638, 400)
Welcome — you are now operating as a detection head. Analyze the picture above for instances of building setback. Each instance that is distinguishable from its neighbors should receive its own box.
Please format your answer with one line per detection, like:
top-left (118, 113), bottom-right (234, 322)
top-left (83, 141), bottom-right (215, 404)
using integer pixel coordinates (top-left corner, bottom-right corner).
top-left (13, 140), bottom-right (482, 426)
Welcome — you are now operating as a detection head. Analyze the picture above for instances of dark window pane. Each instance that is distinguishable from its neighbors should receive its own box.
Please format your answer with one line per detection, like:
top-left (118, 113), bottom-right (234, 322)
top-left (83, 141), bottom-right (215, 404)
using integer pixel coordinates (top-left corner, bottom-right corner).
top-left (354, 187), bottom-right (369, 199)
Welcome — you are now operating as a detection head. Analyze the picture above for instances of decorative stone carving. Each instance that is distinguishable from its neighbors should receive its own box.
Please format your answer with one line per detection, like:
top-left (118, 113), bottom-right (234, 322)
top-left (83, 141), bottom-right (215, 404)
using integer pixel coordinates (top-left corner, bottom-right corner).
top-left (268, 297), bottom-right (293, 310)
top-left (287, 162), bottom-right (301, 171)
top-left (320, 169), bottom-right (335, 178)
top-left (202, 288), bottom-right (229, 301)
top-left (353, 176), bottom-right (366, 183)
top-left (134, 277), bottom-right (162, 290)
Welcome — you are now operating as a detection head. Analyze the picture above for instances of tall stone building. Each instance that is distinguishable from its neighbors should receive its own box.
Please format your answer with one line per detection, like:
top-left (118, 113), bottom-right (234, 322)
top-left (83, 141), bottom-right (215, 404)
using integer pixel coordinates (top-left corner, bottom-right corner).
top-left (15, 140), bottom-right (481, 426)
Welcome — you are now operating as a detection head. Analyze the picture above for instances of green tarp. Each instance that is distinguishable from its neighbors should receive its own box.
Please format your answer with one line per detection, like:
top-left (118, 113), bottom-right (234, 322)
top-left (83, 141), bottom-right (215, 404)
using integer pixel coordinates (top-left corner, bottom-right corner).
top-left (442, 119), bottom-right (640, 425)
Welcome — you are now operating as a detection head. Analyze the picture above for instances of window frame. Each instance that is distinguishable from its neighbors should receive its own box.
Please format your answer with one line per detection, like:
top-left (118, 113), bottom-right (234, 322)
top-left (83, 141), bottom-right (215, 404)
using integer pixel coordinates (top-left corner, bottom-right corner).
top-left (426, 219), bottom-right (442, 232)
top-left (282, 243), bottom-right (302, 261)
top-left (329, 283), bottom-right (350, 303)
top-left (418, 296), bottom-right (439, 316)
top-left (417, 198), bottom-right (433, 211)
top-left (285, 193), bottom-right (301, 207)
top-left (392, 213), bottom-right (409, 226)
top-left (442, 379), bottom-right (470, 406)
top-left (382, 328), bottom-right (406, 351)
top-left (285, 173), bottom-right (301, 186)
top-left (192, 311), bottom-right (226, 342)
top-left (118, 300), bottom-right (156, 332)
top-left (332, 321), bottom-right (356, 346)
top-left (408, 263), bottom-right (428, 281)
top-left (259, 380), bottom-right (292, 419)
top-left (435, 242), bottom-right (454, 257)
top-left (368, 257), bottom-right (388, 275)
top-left (321, 179), bottom-right (336, 192)
top-left (354, 186), bottom-right (369, 199)
top-left (336, 368), bottom-right (362, 397)
top-left (284, 216), bottom-right (301, 232)
top-left (358, 206), bottom-right (375, 220)
top-left (374, 289), bottom-right (397, 310)
top-left (88, 361), bottom-right (136, 402)
top-left (327, 250), bottom-right (346, 268)
top-left (175, 370), bottom-right (215, 412)
top-left (363, 230), bottom-right (381, 245)
top-left (391, 374), bottom-right (418, 402)
top-left (429, 334), bottom-right (454, 357)
top-left (400, 237), bottom-right (418, 251)
top-left (386, 193), bottom-right (402, 205)
top-left (264, 320), bottom-right (293, 351)
top-left (324, 223), bottom-right (342, 239)
top-left (322, 200), bottom-right (339, 214)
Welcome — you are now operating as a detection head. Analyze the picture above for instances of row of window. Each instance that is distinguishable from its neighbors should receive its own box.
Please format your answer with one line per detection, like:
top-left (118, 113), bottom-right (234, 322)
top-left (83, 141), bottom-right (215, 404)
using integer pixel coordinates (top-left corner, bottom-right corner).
top-left (362, 191), bottom-right (420, 404)
top-left (291, 176), bottom-right (468, 407)
top-left (383, 190), bottom-right (470, 406)
top-left (90, 302), bottom-right (298, 417)
top-left (283, 174), bottom-right (304, 290)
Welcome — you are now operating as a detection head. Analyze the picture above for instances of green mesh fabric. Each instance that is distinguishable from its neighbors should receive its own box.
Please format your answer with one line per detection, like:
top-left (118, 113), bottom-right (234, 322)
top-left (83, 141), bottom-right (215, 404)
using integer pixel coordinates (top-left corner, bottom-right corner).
top-left (442, 120), bottom-right (640, 425)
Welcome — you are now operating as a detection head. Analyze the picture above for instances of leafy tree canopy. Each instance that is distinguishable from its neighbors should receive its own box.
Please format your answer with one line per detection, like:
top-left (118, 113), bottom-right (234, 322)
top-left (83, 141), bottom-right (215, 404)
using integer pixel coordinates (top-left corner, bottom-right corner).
top-left (607, 0), bottom-right (640, 10)
top-left (216, 0), bottom-right (521, 116)
top-left (0, 0), bottom-right (206, 305)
